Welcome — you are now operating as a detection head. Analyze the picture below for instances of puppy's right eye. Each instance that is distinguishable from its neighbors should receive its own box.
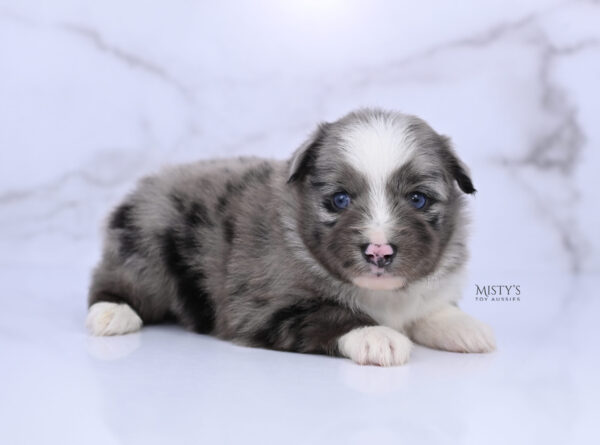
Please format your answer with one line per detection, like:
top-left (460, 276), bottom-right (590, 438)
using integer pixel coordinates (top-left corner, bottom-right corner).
top-left (332, 192), bottom-right (351, 210)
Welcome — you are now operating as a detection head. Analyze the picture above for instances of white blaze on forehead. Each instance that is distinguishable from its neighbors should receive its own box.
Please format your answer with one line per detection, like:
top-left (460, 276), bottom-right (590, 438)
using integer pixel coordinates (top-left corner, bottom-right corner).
top-left (341, 116), bottom-right (416, 241)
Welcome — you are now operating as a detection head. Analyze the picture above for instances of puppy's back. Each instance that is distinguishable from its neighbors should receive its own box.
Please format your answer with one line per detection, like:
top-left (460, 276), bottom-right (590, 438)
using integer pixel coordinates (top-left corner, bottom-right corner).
top-left (88, 156), bottom-right (284, 334)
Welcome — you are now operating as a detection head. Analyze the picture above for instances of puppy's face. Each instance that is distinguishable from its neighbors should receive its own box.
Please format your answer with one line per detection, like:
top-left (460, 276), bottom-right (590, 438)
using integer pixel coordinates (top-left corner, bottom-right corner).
top-left (288, 110), bottom-right (475, 291)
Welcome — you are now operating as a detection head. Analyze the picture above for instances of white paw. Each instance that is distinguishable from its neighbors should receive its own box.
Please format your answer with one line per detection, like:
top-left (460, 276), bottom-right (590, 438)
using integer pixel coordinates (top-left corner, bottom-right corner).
top-left (409, 306), bottom-right (496, 353)
top-left (337, 326), bottom-right (412, 366)
top-left (86, 302), bottom-right (142, 336)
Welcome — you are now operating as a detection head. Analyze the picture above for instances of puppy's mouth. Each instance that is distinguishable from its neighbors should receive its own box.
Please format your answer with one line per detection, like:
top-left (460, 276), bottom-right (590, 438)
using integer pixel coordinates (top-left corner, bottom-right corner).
top-left (352, 268), bottom-right (406, 291)
top-left (368, 264), bottom-right (387, 277)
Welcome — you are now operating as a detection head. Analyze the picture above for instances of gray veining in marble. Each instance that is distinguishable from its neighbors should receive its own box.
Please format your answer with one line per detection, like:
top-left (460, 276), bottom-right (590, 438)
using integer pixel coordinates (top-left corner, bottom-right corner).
top-left (1, 2), bottom-right (600, 444)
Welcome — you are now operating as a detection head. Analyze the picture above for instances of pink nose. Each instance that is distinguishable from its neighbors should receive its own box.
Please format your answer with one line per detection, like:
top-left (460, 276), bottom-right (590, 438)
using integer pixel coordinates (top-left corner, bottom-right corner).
top-left (362, 243), bottom-right (397, 267)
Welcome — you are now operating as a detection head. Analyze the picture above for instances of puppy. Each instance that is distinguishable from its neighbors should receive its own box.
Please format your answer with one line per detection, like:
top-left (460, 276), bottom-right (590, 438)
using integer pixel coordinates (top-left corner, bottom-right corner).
top-left (87, 108), bottom-right (495, 366)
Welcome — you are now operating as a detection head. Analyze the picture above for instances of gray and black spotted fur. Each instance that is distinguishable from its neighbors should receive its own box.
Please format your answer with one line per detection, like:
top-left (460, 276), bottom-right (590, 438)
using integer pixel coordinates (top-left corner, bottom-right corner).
top-left (89, 108), bottom-right (475, 357)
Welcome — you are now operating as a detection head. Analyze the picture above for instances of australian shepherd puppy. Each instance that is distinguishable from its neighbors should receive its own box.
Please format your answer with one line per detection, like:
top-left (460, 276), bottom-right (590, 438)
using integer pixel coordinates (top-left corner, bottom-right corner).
top-left (86, 108), bottom-right (495, 366)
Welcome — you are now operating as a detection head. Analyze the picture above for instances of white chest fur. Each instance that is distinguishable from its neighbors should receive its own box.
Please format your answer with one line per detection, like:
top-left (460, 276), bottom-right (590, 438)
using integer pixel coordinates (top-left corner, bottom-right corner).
top-left (351, 267), bottom-right (467, 331)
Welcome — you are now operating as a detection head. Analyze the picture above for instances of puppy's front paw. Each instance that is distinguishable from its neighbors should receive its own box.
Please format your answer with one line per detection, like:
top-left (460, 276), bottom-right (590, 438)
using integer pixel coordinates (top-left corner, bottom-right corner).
top-left (409, 306), bottom-right (496, 353)
top-left (337, 326), bottom-right (412, 366)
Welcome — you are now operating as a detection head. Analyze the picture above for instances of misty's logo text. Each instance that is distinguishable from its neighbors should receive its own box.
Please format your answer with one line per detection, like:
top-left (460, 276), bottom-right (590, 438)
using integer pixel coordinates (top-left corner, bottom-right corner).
top-left (475, 284), bottom-right (521, 302)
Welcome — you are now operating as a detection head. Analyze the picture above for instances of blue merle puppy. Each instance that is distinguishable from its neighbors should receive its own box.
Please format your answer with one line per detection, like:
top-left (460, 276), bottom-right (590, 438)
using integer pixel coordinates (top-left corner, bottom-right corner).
top-left (86, 108), bottom-right (496, 366)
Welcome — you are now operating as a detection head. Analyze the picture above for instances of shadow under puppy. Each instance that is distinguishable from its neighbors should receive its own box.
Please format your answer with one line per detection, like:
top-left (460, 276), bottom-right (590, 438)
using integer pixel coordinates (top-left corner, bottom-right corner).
top-left (87, 108), bottom-right (496, 366)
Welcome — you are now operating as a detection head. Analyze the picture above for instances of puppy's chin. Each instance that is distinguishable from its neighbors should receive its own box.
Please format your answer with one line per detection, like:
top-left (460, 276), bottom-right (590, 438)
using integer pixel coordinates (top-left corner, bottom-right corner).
top-left (352, 275), bottom-right (406, 291)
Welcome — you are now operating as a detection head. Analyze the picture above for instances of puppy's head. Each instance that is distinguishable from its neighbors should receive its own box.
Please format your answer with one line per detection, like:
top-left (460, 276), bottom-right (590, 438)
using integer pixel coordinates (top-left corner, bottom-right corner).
top-left (288, 109), bottom-right (475, 291)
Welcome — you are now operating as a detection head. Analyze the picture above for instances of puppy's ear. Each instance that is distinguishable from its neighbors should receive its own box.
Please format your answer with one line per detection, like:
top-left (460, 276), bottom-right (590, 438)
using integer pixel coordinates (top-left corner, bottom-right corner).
top-left (287, 123), bottom-right (329, 184)
top-left (440, 136), bottom-right (476, 194)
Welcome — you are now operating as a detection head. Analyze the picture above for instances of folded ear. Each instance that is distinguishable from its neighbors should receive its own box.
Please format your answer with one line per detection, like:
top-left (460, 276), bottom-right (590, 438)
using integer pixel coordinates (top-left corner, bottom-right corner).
top-left (440, 136), bottom-right (476, 194)
top-left (287, 123), bottom-right (330, 184)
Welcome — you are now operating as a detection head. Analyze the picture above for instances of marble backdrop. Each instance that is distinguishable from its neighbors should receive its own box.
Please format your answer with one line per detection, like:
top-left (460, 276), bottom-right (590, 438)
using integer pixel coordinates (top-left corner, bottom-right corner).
top-left (1, 0), bottom-right (599, 278)
top-left (2, 3), bottom-right (600, 443)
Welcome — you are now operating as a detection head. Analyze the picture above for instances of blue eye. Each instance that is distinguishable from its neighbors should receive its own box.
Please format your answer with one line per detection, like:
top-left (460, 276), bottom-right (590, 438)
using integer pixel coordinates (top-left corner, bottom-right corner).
top-left (408, 192), bottom-right (428, 209)
top-left (332, 192), bottom-right (351, 209)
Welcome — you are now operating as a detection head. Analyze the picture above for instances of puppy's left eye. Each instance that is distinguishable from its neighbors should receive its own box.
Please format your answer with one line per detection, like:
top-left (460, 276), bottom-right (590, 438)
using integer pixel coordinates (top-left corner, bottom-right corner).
top-left (332, 192), bottom-right (351, 209)
top-left (408, 192), bottom-right (428, 209)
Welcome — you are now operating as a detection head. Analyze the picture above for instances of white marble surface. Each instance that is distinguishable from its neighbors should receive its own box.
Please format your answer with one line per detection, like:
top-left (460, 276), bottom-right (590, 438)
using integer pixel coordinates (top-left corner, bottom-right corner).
top-left (1, 1), bottom-right (599, 444)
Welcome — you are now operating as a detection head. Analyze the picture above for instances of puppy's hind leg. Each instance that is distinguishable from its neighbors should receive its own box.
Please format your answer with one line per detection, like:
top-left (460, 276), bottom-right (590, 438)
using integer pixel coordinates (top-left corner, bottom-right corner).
top-left (87, 196), bottom-right (176, 336)
top-left (86, 301), bottom-right (142, 336)
top-left (86, 265), bottom-right (146, 336)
